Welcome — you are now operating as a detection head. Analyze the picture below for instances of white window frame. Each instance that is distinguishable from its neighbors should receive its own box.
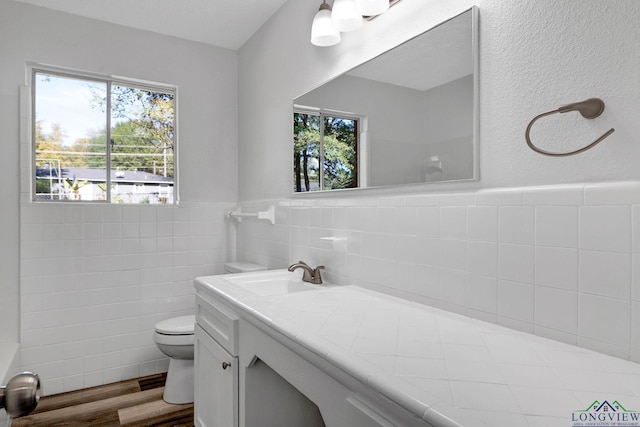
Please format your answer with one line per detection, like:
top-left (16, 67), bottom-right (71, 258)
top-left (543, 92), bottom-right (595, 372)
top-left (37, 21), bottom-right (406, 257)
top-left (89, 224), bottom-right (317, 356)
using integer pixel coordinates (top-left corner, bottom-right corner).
top-left (29, 64), bottom-right (179, 204)
top-left (293, 106), bottom-right (364, 192)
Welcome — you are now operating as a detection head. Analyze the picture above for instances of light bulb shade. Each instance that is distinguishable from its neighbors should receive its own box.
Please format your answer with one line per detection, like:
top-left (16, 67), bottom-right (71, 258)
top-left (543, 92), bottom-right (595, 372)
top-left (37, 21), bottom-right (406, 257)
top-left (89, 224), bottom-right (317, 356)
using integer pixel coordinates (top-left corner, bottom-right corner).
top-left (356, 0), bottom-right (389, 16)
top-left (331, 0), bottom-right (363, 32)
top-left (311, 5), bottom-right (341, 47)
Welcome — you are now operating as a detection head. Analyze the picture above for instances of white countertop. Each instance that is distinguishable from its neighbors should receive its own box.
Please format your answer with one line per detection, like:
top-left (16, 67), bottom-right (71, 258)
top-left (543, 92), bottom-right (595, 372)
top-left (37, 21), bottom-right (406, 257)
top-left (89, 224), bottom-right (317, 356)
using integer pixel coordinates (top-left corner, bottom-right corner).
top-left (195, 270), bottom-right (640, 427)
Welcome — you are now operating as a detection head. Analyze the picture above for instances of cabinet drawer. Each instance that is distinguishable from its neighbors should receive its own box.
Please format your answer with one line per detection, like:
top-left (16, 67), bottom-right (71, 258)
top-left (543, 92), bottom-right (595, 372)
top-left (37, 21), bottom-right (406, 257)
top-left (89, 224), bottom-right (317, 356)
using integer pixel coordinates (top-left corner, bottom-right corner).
top-left (196, 293), bottom-right (239, 355)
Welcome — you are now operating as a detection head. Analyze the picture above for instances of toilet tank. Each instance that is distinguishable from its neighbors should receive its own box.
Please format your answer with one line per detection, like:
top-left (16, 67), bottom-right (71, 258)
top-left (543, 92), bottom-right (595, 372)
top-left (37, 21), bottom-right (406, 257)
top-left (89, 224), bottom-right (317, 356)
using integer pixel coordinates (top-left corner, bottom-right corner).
top-left (223, 262), bottom-right (266, 274)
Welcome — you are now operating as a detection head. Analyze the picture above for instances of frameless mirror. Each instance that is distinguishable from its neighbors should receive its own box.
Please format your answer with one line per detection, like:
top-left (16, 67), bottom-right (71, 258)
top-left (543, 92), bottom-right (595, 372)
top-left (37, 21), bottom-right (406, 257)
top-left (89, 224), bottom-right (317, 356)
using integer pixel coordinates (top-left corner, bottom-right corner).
top-left (293, 7), bottom-right (478, 192)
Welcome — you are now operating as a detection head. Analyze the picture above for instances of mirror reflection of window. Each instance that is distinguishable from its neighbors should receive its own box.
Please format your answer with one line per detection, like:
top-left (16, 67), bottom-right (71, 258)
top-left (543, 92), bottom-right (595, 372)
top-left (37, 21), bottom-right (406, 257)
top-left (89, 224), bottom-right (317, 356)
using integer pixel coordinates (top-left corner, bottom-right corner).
top-left (293, 111), bottom-right (359, 192)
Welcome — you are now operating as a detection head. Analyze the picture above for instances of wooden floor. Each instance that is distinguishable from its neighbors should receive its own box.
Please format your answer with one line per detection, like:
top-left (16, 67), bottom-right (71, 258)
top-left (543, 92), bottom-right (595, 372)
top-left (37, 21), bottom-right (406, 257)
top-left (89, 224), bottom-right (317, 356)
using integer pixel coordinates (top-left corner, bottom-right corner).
top-left (12, 373), bottom-right (194, 427)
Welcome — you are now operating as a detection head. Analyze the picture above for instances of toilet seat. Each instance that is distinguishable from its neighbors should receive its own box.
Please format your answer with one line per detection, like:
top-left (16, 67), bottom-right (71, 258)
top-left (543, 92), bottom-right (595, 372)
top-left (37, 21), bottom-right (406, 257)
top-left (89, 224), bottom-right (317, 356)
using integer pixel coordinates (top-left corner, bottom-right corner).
top-left (154, 315), bottom-right (195, 335)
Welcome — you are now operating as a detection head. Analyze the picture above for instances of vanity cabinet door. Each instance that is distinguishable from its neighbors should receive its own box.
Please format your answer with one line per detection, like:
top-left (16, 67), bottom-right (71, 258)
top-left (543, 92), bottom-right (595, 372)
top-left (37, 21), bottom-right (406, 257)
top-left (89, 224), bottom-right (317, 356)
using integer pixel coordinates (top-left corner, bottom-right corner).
top-left (195, 324), bottom-right (239, 427)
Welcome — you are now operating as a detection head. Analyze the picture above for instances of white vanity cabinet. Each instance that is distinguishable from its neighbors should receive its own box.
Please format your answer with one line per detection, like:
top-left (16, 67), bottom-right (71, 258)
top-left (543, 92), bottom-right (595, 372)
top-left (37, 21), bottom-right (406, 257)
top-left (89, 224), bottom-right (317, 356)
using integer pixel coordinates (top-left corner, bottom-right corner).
top-left (194, 325), bottom-right (238, 427)
top-left (194, 292), bottom-right (240, 427)
top-left (194, 276), bottom-right (432, 427)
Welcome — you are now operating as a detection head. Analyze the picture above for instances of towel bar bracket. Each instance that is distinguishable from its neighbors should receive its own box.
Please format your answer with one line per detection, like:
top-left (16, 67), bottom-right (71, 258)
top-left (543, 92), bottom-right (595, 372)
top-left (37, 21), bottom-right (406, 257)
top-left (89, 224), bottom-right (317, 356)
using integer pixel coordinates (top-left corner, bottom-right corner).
top-left (227, 205), bottom-right (275, 225)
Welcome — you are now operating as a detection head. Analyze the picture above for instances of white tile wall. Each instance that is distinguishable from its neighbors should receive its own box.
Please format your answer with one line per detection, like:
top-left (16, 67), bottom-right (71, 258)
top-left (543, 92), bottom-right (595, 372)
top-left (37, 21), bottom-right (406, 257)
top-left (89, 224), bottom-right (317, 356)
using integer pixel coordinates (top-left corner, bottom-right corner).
top-left (237, 181), bottom-right (640, 362)
top-left (19, 201), bottom-right (234, 395)
top-left (535, 206), bottom-right (578, 247)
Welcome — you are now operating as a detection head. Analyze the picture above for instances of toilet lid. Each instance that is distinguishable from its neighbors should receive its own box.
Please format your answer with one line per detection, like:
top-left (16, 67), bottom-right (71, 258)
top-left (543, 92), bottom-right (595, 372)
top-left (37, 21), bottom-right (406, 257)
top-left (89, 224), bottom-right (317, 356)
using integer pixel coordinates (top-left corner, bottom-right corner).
top-left (155, 315), bottom-right (195, 335)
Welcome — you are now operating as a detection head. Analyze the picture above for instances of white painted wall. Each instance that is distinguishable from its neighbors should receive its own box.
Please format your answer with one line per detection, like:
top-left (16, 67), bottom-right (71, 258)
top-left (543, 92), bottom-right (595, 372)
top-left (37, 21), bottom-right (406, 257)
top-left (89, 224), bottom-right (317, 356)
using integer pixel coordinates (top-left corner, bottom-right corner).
top-left (238, 0), bottom-right (640, 200)
top-left (1, 0), bottom-right (238, 394)
top-left (0, 2), bottom-right (22, 348)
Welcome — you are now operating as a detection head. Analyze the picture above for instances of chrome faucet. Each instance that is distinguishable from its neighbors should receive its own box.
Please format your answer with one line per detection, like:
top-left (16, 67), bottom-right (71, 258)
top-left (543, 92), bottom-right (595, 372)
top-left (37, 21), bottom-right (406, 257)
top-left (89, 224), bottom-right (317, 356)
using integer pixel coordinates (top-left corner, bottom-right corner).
top-left (288, 261), bottom-right (325, 284)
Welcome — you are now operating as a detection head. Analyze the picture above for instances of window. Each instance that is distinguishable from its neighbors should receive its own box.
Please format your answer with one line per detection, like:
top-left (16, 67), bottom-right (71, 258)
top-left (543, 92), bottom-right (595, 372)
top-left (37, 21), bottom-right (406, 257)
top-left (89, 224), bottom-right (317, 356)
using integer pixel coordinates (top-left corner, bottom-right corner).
top-left (293, 110), bottom-right (358, 192)
top-left (33, 69), bottom-right (176, 204)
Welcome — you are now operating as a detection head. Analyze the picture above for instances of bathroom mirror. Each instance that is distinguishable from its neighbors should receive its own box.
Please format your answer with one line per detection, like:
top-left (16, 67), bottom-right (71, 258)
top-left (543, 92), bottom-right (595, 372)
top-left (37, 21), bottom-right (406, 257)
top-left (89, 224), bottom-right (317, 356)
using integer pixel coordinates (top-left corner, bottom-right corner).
top-left (293, 7), bottom-right (478, 192)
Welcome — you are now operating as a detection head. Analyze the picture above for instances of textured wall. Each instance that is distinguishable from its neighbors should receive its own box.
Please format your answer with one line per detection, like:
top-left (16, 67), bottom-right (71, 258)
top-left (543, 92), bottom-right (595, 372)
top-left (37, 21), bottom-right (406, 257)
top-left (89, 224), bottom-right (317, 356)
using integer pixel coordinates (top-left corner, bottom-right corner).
top-left (479, 1), bottom-right (640, 188)
top-left (238, 0), bottom-right (640, 200)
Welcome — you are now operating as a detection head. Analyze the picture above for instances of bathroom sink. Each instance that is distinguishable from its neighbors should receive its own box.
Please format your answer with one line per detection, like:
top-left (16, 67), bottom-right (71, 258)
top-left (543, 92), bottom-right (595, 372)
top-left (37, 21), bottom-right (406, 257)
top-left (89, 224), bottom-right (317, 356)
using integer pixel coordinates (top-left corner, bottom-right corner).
top-left (225, 271), bottom-right (318, 296)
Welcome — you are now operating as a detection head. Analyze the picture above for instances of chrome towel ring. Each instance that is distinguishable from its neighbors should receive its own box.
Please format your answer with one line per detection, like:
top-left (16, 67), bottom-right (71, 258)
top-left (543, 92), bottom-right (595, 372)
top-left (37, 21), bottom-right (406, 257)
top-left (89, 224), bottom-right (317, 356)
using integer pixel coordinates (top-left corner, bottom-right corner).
top-left (525, 98), bottom-right (615, 157)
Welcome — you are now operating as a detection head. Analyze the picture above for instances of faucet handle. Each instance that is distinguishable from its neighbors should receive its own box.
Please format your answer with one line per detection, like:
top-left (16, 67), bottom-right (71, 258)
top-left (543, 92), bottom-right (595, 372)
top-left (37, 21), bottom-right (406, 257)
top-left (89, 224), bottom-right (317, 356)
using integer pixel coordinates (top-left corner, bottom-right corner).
top-left (311, 265), bottom-right (325, 284)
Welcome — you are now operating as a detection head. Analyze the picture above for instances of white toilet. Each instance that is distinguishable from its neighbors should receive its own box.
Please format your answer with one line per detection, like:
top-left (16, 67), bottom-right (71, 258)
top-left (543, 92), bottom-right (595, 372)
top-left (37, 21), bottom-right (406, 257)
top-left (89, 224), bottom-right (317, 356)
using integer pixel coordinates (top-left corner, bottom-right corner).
top-left (154, 262), bottom-right (265, 404)
top-left (154, 314), bottom-right (196, 404)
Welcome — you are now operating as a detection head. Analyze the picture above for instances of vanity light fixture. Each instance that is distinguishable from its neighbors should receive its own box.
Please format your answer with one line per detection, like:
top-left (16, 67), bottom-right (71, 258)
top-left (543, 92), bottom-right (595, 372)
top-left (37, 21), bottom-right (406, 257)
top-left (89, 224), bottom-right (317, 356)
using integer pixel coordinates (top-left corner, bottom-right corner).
top-left (356, 0), bottom-right (389, 16)
top-left (331, 0), bottom-right (363, 32)
top-left (311, 0), bottom-right (401, 47)
top-left (311, 0), bottom-right (341, 47)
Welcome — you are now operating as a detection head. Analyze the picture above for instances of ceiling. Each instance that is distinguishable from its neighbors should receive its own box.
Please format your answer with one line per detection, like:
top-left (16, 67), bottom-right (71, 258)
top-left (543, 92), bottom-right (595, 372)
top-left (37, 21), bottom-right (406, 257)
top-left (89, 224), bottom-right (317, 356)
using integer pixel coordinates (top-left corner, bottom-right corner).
top-left (12, 0), bottom-right (290, 50)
